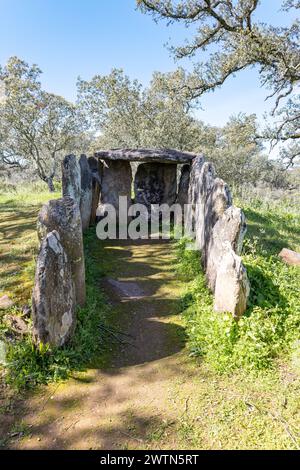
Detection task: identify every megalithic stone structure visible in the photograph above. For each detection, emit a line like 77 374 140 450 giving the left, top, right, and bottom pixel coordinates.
79 154 93 231
88 156 102 226
62 154 81 208
37 197 86 307
32 231 76 347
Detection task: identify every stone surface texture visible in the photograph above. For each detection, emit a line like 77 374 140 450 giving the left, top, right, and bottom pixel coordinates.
99 160 132 217
214 249 250 318
79 154 93 231
206 207 247 291
176 165 191 208
62 154 81 207
37 197 86 307
186 156 249 317
88 157 102 225
134 162 177 212
32 231 76 347
0 295 14 310
278 248 300 266
96 148 197 164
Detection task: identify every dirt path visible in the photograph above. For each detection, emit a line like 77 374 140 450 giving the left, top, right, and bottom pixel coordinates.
3 239 299 450
9 239 196 450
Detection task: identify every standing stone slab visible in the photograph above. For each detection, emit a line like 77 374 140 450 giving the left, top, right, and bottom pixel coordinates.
185 155 205 238
176 164 190 208
37 197 86 307
79 154 93 231
206 206 247 291
214 249 250 318
32 231 76 347
88 157 102 225
99 160 132 218
186 159 216 250
134 162 177 212
202 177 232 267
62 154 81 208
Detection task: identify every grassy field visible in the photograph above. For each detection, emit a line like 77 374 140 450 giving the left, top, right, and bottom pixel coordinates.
0 187 300 449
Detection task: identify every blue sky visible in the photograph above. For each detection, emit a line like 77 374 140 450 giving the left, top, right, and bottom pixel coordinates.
0 0 297 126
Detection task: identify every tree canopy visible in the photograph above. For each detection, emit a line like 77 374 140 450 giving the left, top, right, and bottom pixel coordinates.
137 0 300 166
0 57 87 190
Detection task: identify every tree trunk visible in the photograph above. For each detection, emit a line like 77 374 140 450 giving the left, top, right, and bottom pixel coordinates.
46 177 55 193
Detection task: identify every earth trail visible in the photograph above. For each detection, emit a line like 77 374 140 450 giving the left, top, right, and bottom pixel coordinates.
11 239 196 450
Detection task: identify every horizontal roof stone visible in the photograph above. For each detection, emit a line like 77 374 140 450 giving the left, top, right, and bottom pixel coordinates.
95 148 198 164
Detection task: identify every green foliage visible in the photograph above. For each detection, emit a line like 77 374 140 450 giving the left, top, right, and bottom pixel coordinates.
177 203 300 373
138 1 300 168
0 57 88 191
4 230 111 390
78 68 207 151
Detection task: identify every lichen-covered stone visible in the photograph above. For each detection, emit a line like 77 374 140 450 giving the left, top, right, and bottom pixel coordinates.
37 197 86 307
214 249 250 318
99 160 132 217
202 177 232 267
176 164 190 208
186 155 249 317
62 154 81 207
206 206 247 291
32 231 76 347
134 162 177 212
79 154 93 231
96 148 197 164
88 157 102 225
185 156 205 237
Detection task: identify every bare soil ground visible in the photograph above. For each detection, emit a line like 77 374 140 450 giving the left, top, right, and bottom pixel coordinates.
6 240 192 450
2 237 300 450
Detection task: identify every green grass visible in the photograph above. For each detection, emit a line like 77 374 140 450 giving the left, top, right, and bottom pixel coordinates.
177 202 300 373
0 187 119 390
1 188 300 449
2 228 118 390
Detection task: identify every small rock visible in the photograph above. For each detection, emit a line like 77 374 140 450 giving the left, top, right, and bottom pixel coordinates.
278 248 300 266
4 314 29 336
0 295 14 310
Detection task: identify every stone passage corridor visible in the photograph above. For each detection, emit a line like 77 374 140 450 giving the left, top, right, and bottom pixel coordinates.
11 239 191 450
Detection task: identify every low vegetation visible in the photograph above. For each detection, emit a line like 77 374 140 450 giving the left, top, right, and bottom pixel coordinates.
0 189 115 390
177 197 300 373
0 188 300 449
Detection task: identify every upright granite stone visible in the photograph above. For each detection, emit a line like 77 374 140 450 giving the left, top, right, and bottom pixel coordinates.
32 231 76 347
79 154 93 231
134 162 177 212
62 155 81 208
202 177 232 267
88 156 102 225
206 206 247 291
186 159 214 249
37 197 86 307
185 155 249 317
99 160 132 218
214 249 250 318
176 165 190 208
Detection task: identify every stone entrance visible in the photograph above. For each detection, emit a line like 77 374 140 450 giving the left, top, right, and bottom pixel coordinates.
31 148 251 348
95 148 196 217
